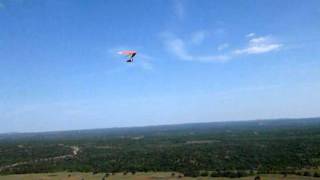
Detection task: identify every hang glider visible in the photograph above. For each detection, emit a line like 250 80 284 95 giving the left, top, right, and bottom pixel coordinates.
118 50 137 63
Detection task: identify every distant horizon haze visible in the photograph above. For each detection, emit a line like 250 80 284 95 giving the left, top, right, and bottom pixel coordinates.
2 116 320 134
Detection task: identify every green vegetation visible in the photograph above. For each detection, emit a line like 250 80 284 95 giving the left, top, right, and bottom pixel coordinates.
1 172 320 180
1 118 320 178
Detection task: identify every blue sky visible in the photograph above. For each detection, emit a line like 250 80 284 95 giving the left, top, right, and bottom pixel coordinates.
0 0 319 133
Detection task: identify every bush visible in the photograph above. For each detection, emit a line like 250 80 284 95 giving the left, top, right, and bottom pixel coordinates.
210 171 219 177
200 171 209 177
303 171 311 176
220 170 239 178
183 170 200 177
236 170 249 177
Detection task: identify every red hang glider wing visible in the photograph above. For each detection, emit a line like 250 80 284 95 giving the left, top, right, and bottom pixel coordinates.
118 50 137 56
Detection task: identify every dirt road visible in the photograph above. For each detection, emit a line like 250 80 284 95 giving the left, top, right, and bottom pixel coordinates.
0 145 79 172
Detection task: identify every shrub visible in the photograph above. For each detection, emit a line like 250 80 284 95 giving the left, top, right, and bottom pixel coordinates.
210 171 219 177
303 171 311 176
200 171 209 176
314 172 320 177
183 170 200 177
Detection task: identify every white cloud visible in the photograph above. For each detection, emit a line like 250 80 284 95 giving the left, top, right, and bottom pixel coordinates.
246 33 255 38
233 36 282 55
197 55 230 62
249 36 268 44
217 43 229 51
166 38 193 60
191 31 207 45
162 31 283 63
163 33 230 62
234 44 282 55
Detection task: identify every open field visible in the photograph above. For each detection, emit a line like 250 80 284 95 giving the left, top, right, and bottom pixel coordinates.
1 172 320 180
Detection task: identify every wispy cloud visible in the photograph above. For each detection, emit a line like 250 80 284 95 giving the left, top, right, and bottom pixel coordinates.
233 36 282 55
217 43 229 51
196 55 230 62
191 31 207 45
162 31 283 63
162 32 230 62
246 33 255 38
166 37 193 60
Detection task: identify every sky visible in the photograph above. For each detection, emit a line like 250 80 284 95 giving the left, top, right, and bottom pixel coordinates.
0 0 320 133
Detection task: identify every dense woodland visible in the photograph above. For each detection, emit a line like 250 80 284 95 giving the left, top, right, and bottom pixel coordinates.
1 118 320 178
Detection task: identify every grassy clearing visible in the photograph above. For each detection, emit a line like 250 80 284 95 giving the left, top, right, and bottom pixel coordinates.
1 172 319 180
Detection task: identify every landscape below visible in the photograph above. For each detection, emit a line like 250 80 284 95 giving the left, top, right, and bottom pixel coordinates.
1 117 320 179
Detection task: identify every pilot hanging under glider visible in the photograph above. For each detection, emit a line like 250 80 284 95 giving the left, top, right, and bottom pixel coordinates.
118 50 137 63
